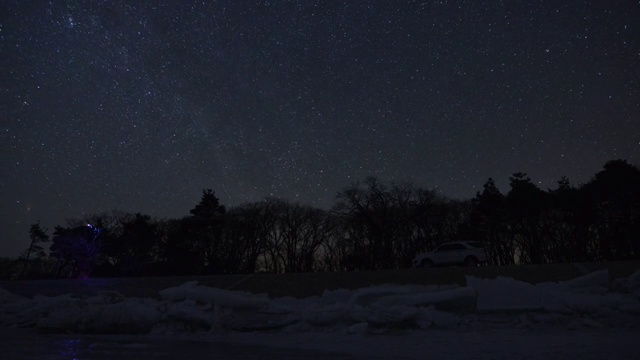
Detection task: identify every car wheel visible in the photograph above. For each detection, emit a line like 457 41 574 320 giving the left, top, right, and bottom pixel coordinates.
421 259 433 269
464 256 478 267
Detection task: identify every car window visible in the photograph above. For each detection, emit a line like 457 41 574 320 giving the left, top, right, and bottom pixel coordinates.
435 244 450 252
437 244 466 251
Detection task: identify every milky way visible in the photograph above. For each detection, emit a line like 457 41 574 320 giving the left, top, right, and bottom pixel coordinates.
2 1 639 256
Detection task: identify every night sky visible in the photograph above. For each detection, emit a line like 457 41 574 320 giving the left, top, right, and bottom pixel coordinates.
2 1 639 257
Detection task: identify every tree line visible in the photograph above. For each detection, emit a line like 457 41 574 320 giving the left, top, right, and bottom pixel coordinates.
7 159 640 279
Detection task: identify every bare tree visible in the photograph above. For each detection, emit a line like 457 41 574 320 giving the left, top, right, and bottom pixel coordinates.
19 222 49 278
334 177 464 270
50 224 103 278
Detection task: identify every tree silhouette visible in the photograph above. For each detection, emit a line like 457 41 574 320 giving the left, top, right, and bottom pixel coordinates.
188 189 227 274
543 176 584 262
334 177 397 270
226 200 281 273
470 178 513 265
19 222 49 278
279 201 328 272
506 172 550 264
408 187 456 264
582 160 640 260
116 213 159 276
50 224 103 278
334 177 461 270
23 158 638 279
159 218 202 275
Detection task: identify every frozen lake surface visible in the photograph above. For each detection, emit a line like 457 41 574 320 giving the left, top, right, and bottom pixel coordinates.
2 327 639 360
0 327 356 360
2 269 639 359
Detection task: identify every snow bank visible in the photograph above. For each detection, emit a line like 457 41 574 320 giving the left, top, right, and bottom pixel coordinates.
1 270 639 335
468 270 640 315
614 269 640 297
468 276 544 312
563 269 609 289
38 297 163 334
159 281 269 309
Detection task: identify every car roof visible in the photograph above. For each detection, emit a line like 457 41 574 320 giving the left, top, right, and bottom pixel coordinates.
437 241 480 246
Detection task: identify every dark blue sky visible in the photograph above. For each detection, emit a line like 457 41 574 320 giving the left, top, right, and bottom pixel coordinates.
2 1 639 256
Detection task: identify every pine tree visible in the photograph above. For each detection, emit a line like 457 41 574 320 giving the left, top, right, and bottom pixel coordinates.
187 189 227 274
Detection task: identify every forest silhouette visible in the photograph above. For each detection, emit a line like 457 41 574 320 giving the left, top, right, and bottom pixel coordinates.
6 159 639 279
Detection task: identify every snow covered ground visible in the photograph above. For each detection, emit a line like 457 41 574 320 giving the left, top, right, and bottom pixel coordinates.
1 269 639 359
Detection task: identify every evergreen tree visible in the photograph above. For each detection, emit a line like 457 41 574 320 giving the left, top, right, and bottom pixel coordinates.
188 189 227 274
506 172 549 264
471 178 513 265
581 160 640 260
117 213 158 276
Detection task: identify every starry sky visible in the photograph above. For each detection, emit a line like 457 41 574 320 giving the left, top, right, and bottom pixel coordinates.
2 1 639 257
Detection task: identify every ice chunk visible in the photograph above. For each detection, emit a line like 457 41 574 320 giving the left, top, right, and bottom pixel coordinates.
467 276 543 312
166 300 212 329
160 282 269 310
16 294 80 326
414 306 460 328
84 291 126 305
562 270 609 289
628 270 640 289
614 270 640 294
347 304 369 323
83 298 162 333
303 303 349 326
228 311 300 331
542 289 640 314
374 286 476 311
158 281 198 302
320 288 352 305
367 304 418 327
38 298 162 334
348 285 429 306
0 289 34 325
541 289 601 313
346 322 368 334
36 304 85 331
414 307 433 329
0 287 27 304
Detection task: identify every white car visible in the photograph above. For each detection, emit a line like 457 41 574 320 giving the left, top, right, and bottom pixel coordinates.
413 241 487 268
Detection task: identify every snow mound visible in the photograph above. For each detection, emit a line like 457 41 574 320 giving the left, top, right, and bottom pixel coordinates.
468 270 640 315
1 269 639 335
614 270 640 298
468 276 543 312
563 269 609 289
159 281 269 309
38 297 163 334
